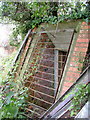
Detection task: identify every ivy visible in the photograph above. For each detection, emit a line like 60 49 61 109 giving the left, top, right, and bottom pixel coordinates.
63 83 89 117
0 62 28 119
70 84 89 117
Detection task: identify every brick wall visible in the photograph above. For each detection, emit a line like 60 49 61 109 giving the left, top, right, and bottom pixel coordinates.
60 22 90 96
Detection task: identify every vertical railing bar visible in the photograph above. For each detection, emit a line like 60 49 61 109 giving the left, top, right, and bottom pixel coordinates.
18 33 35 72
54 49 59 96
40 65 89 119
54 30 75 101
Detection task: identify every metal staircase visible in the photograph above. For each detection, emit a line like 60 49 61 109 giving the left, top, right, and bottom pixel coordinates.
40 65 90 119
12 25 74 119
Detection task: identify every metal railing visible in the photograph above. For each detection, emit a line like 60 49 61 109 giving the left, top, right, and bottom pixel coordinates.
13 29 32 64
11 28 75 119
40 65 90 119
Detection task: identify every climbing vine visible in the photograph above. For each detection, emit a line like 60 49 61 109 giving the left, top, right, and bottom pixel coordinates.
63 83 90 117
70 84 90 117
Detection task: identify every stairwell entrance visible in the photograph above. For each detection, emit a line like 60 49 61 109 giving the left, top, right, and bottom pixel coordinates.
12 22 80 119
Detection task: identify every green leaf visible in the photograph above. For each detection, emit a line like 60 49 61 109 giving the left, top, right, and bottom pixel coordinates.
6 104 18 118
88 84 90 94
0 110 4 119
6 91 14 104
6 91 14 98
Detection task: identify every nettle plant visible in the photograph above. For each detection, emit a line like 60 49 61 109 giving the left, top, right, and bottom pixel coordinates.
0 63 28 119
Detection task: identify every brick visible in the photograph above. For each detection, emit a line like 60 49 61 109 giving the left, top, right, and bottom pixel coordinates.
80 30 89 33
61 86 69 92
77 39 89 43
61 91 65 96
65 76 76 82
79 33 89 36
64 82 73 87
71 56 79 61
82 22 87 25
74 47 88 52
70 59 84 69
70 61 77 67
66 71 73 77
61 87 69 96
66 71 79 76
78 34 88 38
76 43 89 47
70 61 83 69
73 52 86 57
66 71 80 77
74 47 80 51
69 66 80 72
78 36 90 40
81 26 90 29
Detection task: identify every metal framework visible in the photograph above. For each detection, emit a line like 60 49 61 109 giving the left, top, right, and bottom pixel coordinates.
40 65 90 119
12 28 75 119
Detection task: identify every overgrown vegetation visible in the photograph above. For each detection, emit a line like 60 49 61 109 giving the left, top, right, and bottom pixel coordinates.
1 2 89 43
0 1 90 119
0 51 28 119
0 62 28 119
0 52 16 84
70 84 90 117
63 83 90 117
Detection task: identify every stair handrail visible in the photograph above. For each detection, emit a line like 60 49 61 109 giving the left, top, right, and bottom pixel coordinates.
12 29 31 65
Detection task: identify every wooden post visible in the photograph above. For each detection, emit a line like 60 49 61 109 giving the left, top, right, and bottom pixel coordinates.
54 49 58 96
